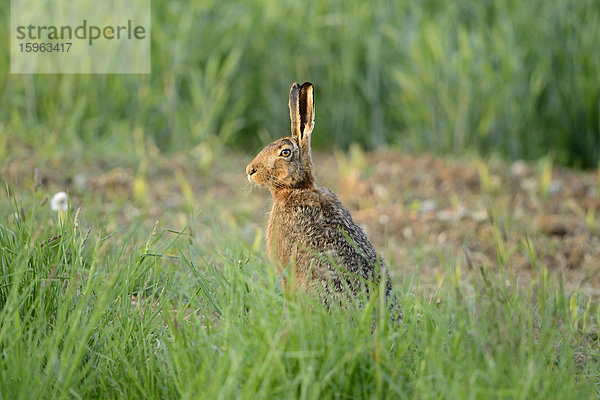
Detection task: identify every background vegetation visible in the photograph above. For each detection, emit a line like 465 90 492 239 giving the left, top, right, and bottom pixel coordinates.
1 0 600 398
1 0 599 167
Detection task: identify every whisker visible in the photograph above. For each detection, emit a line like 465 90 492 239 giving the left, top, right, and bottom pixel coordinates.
243 180 257 194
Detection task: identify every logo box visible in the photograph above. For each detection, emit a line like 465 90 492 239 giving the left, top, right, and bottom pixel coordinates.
11 0 151 73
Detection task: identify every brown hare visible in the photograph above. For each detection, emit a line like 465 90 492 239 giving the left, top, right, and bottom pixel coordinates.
246 82 398 314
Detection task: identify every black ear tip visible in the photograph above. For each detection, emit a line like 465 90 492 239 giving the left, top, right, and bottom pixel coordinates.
301 82 313 90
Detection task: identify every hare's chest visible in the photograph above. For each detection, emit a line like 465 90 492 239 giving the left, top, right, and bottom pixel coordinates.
267 205 300 263
267 202 331 265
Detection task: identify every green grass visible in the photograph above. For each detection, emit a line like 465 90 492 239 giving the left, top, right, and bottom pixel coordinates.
1 186 598 399
1 0 599 167
1 0 600 396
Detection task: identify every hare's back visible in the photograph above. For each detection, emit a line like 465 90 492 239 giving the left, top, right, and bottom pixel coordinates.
286 187 383 275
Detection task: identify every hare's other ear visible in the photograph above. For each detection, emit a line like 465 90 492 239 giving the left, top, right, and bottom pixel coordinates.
289 82 301 139
298 82 315 146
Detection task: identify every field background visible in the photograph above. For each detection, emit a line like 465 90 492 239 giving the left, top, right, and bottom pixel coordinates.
1 0 600 398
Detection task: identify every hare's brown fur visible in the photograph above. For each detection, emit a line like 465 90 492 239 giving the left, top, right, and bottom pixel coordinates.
247 82 396 307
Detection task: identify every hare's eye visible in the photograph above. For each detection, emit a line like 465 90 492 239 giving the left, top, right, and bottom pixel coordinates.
280 149 291 157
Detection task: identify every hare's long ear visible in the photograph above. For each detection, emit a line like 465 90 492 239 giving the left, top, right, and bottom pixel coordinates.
298 82 315 147
289 82 301 139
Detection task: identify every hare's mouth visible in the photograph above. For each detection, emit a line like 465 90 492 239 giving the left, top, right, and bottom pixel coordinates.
247 174 262 185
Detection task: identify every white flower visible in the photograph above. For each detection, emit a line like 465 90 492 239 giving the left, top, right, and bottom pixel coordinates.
50 191 69 212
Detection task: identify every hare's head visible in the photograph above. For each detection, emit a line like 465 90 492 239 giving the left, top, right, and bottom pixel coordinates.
246 82 315 191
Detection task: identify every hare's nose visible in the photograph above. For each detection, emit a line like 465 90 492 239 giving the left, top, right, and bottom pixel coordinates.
246 164 257 176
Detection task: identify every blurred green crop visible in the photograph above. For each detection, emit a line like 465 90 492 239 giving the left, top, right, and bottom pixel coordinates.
1 0 599 167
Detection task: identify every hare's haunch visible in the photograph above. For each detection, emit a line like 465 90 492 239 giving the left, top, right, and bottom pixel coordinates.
247 82 397 311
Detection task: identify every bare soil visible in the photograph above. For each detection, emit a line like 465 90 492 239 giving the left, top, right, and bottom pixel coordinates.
3 148 599 296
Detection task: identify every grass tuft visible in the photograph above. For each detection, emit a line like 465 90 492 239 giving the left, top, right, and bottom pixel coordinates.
0 187 598 398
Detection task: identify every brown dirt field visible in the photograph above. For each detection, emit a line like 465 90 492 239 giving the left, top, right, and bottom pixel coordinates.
3 148 599 296
313 151 600 297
